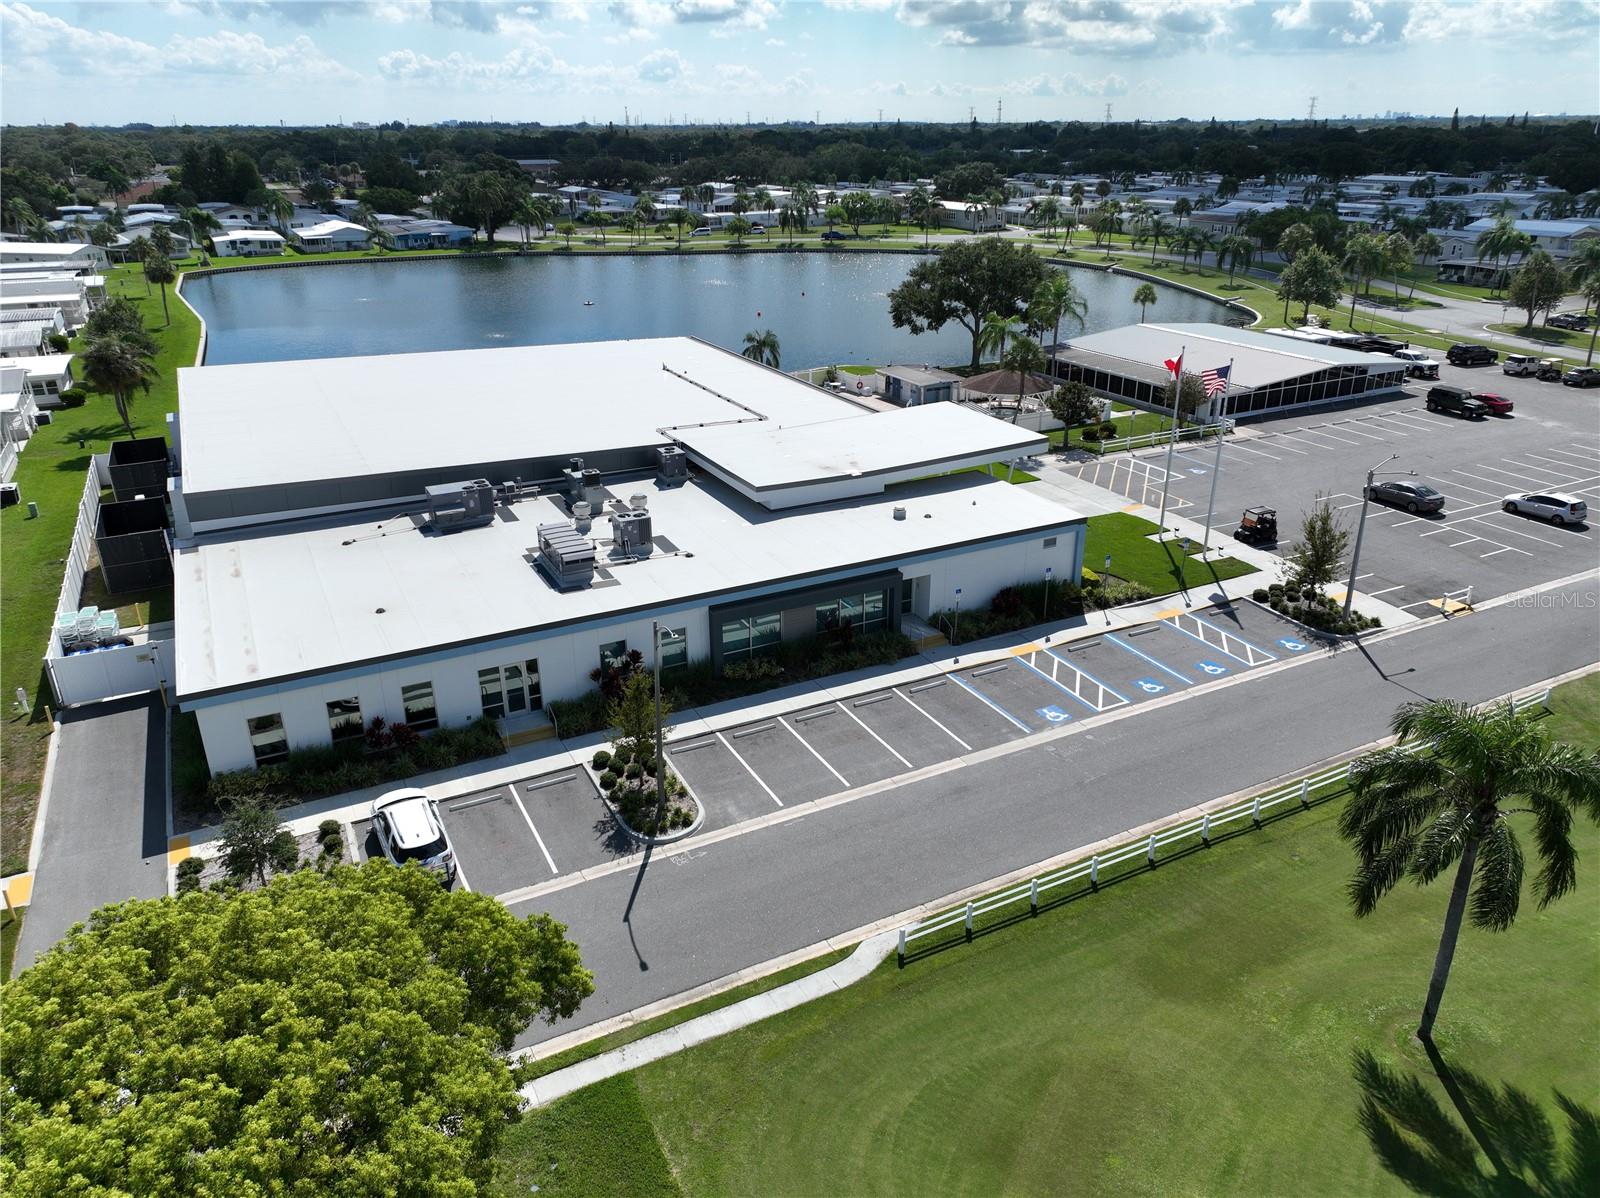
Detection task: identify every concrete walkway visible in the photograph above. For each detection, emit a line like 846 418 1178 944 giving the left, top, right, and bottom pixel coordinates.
517 930 898 1108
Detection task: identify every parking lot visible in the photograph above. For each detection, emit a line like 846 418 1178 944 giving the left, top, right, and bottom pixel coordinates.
1065 373 1598 613
355 768 634 896
668 603 1311 830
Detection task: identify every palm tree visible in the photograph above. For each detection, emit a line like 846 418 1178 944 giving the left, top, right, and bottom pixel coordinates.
80 331 160 435
1068 181 1085 222
1409 232 1442 298
182 206 221 256
741 328 780 368
1218 233 1254 285
977 310 1023 366
1000 335 1046 424
1583 278 1600 364
1170 228 1195 270
1027 273 1087 378
1342 233 1387 326
1339 698 1600 1040
1383 232 1414 306
777 204 805 245
1189 229 1217 272
1144 215 1172 263
1172 196 1192 227
1565 238 1600 311
1030 195 1061 243
143 256 176 325
3 196 38 238
1133 282 1158 322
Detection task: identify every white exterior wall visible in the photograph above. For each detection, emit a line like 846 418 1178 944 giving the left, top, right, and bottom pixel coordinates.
184 528 1080 774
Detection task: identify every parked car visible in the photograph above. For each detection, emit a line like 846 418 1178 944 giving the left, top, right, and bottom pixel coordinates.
1365 480 1446 513
1446 343 1498 366
690 226 711 237
1426 384 1489 419
820 230 849 241
370 788 457 884
1471 391 1515 415
1548 312 1592 330
1563 366 1600 387
1536 358 1566 381
1501 492 1589 525
1501 354 1540 377
1355 335 1405 354
748 223 765 234
1393 348 1440 379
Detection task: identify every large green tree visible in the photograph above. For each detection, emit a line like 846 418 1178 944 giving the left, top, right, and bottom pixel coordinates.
887 237 1049 368
1340 700 1600 1039
0 864 594 1194
1507 250 1569 330
80 331 159 436
1276 245 1343 323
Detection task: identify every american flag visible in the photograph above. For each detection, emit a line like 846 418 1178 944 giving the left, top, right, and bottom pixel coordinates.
1200 364 1231 397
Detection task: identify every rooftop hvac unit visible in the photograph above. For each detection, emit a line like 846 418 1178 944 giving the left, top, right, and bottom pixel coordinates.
562 457 586 502
613 509 653 557
535 521 596 590
656 445 688 484
425 479 496 531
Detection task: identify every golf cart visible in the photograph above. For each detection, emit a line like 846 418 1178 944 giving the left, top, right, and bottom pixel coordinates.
1535 358 1565 382
1233 506 1279 546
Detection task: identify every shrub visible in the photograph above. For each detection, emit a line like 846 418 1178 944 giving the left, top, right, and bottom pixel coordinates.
1268 583 1285 597
990 586 1024 617
320 835 343 861
1252 588 1270 602
317 819 342 841
591 749 612 770
724 657 784 682
364 717 392 752
47 332 70 353
1099 420 1118 437
390 722 421 750
175 856 205 894
610 744 633 767
1079 426 1100 443
624 761 643 780
268 830 300 876
599 770 618 791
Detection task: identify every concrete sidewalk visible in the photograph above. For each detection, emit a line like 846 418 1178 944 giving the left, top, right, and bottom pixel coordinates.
517 930 898 1108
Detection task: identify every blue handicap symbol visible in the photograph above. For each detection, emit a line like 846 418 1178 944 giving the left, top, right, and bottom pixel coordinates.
1036 704 1072 724
1135 677 1167 695
1277 637 1308 653
1196 660 1229 676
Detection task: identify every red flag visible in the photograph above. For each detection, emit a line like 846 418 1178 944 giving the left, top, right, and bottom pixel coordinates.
1163 353 1184 379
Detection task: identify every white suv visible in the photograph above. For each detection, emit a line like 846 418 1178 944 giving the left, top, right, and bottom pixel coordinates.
1501 354 1540 377
370 788 458 884
1502 492 1589 526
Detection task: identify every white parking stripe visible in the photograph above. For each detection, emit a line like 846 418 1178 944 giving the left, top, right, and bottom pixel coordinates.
1329 420 1391 440
834 701 913 771
1498 457 1585 482
715 730 784 807
947 672 1033 732
1482 547 1513 558
893 687 973 752
1223 440 1283 461
511 788 559 874
779 716 850 787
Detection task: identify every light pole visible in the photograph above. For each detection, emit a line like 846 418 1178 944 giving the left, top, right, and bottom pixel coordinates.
1042 566 1053 637
1343 453 1411 618
952 587 962 662
652 621 667 831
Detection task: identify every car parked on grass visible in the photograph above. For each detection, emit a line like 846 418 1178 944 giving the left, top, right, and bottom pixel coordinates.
370 788 457 884
1393 348 1440 379
1563 366 1600 387
1501 492 1589 525
1425 384 1489 419
1471 391 1515 415
1446 343 1498 366
1501 354 1540 377
1365 480 1446 513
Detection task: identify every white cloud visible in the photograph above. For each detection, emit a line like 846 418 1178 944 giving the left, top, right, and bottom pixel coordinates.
635 47 688 82
764 36 786 45
3 2 358 79
608 0 776 34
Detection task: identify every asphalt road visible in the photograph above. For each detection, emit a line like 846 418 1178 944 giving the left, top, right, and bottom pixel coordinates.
14 694 169 971
1067 383 1598 613
512 573 1599 1049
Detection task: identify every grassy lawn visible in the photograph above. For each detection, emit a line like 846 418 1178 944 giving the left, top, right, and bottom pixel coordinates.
1085 512 1256 593
1048 406 1177 451
500 673 1600 1197
0 908 22 982
0 263 196 875
1487 321 1597 353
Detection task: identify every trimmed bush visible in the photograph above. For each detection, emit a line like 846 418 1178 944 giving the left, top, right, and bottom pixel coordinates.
317 819 342 841
610 744 634 767
624 761 643 780
591 749 612 771
47 332 70 353
599 770 619 791
175 856 205 894
1252 588 1270 602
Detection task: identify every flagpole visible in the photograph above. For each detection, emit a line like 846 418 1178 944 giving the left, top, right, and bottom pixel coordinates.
1156 344 1185 533
1201 357 1233 553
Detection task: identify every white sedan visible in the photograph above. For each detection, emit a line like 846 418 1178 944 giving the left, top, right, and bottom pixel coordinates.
1501 492 1589 526
370 788 458 885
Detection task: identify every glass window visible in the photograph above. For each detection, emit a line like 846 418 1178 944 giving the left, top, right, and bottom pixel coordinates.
401 681 438 730
660 629 688 671
599 640 628 672
327 697 363 743
815 600 839 634
751 613 781 652
1043 536 1057 549
523 659 543 710
720 616 753 660
247 713 288 765
503 663 527 714
721 613 779 661
478 666 506 719
864 590 886 630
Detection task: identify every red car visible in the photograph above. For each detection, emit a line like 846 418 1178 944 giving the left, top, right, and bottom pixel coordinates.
1472 391 1515 415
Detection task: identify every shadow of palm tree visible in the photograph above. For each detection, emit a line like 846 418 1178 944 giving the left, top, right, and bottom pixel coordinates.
1353 1048 1598 1197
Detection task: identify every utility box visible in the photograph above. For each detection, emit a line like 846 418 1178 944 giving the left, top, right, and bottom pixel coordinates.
613 509 653 556
656 445 688 484
425 480 496 531
535 522 596 590
95 496 171 593
107 437 170 503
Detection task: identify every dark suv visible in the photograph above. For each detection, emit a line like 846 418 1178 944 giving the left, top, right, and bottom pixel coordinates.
1426 385 1489 419
1446 343 1498 366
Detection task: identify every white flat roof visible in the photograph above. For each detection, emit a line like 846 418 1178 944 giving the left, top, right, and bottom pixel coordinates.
672 403 1042 493
175 472 1083 700
177 338 885 500
22 354 73 376
212 229 284 241
0 242 99 257
1065 322 1404 389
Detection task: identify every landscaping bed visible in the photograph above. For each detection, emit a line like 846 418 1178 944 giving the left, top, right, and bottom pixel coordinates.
931 575 1151 645
1253 584 1382 636
589 744 699 839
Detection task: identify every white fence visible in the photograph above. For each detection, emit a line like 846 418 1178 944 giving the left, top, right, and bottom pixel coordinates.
1090 421 1226 456
896 684 1554 963
44 458 174 709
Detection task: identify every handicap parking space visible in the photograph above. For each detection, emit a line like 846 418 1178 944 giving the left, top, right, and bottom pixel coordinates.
846 689 974 767
895 675 1027 751
954 657 1088 733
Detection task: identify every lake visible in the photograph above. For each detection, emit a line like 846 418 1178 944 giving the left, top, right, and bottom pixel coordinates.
182 251 1238 369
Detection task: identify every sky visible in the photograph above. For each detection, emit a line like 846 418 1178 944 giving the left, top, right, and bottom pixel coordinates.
2 0 1596 128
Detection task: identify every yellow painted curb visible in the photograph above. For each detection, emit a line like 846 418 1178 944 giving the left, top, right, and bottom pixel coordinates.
3 873 34 908
167 836 191 866
1006 643 1039 657
1154 607 1183 620
1121 503 1142 512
